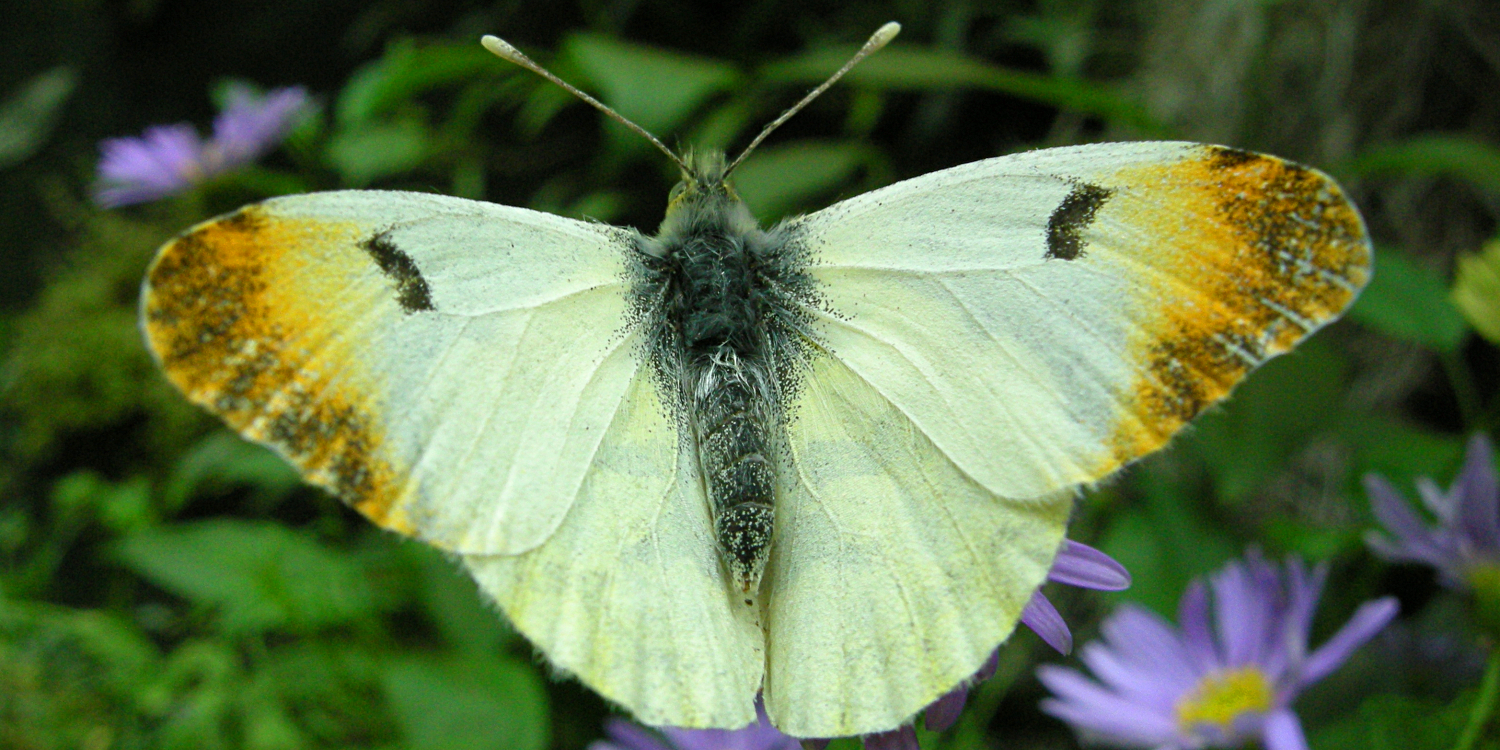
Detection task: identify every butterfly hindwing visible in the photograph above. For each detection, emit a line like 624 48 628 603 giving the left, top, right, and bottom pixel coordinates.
142 190 643 555
788 141 1371 502
765 352 1070 736
465 368 764 729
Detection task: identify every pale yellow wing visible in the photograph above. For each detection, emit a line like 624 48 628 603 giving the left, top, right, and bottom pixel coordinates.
786 142 1371 502
762 353 1070 737
764 142 1369 736
464 368 763 729
141 190 640 555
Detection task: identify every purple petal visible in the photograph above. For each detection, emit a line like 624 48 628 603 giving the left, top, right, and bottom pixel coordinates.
1212 559 1270 667
211 85 309 166
1261 708 1310 750
1099 606 1199 693
1036 667 1179 746
1177 580 1220 673
598 719 675 750
660 700 799 750
1416 477 1454 522
1048 540 1131 591
94 124 204 207
1268 562 1327 681
1077 641 1182 712
1456 434 1500 552
923 685 967 733
1297 597 1399 689
1021 590 1073 654
861 726 918 750
1364 474 1454 563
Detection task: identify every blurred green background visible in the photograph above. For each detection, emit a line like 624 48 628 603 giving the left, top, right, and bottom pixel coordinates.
2 0 1499 748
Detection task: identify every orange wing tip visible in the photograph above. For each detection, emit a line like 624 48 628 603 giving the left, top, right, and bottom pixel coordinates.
1097 145 1372 473
142 203 421 540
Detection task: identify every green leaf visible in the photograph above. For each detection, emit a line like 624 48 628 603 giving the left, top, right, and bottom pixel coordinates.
1186 336 1347 504
1311 692 1477 750
1097 465 1239 617
46 471 155 534
406 544 513 656
383 655 549 750
1454 238 1500 346
116 520 378 633
561 33 740 137
1347 246 1467 352
337 40 502 128
760 45 1165 135
1342 136 1500 196
0 66 76 169
731 139 871 222
1341 416 1465 492
327 118 430 186
161 431 301 514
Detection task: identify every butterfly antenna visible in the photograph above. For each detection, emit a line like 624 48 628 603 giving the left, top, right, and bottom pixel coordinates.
481 34 691 174
723 21 900 178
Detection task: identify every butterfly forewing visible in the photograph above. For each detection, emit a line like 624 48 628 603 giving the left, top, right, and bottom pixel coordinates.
141 190 646 556
788 141 1370 503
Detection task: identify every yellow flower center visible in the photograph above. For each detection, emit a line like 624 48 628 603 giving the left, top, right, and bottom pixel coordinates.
1174 667 1274 733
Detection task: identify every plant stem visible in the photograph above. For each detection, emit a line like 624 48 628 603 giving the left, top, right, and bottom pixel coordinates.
1454 648 1500 750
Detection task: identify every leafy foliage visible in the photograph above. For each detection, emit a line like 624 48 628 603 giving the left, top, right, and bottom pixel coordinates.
2 1 1498 749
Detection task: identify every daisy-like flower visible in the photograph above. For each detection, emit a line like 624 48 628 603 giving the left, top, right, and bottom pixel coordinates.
94 85 308 207
1364 433 1499 589
1036 553 1398 750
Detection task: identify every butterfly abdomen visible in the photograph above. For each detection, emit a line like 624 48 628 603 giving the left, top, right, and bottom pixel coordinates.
632 162 820 596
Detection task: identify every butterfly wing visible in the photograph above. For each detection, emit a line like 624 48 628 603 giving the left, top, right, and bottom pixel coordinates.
763 142 1370 735
144 189 648 554
764 352 1070 736
465 368 764 728
788 141 1369 501
143 189 764 726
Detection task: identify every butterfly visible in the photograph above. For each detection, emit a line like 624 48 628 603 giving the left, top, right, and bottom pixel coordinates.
140 22 1371 738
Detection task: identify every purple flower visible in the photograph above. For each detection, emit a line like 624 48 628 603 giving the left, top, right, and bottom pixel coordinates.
1023 539 1134 655
1365 433 1500 589
1036 553 1398 750
94 85 308 207
875 539 1133 745
591 702 800 750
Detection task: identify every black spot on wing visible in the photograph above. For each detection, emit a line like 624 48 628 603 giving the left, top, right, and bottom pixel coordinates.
1046 182 1113 260
1203 145 1262 170
361 230 434 313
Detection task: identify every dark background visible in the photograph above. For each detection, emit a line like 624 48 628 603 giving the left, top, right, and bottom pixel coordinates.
2 1 1499 749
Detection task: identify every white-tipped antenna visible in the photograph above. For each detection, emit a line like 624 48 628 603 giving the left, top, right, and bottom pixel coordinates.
723 21 900 177
481 34 690 173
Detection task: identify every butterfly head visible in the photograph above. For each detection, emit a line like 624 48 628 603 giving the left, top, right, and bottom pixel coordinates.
658 149 758 239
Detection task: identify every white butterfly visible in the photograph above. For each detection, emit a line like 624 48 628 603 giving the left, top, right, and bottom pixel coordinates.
140 22 1371 738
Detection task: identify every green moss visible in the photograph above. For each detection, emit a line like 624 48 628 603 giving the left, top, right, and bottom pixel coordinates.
0 209 209 481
